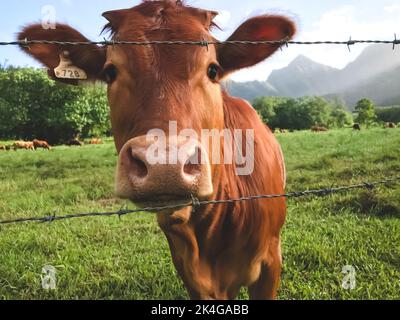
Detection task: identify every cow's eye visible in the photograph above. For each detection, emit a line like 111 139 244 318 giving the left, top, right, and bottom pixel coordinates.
103 64 118 84
207 64 220 81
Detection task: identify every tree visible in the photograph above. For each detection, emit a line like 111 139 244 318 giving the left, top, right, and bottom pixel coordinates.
0 67 110 143
329 106 353 128
271 98 297 129
376 105 400 124
297 96 332 128
251 95 353 130
354 98 377 127
252 97 276 124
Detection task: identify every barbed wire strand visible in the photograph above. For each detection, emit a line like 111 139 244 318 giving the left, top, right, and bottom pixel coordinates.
0 177 398 226
0 38 400 48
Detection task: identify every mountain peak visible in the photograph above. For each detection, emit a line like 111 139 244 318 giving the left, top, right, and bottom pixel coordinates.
290 55 314 66
225 44 400 107
288 55 338 71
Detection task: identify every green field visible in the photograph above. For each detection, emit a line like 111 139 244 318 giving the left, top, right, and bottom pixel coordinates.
0 129 399 300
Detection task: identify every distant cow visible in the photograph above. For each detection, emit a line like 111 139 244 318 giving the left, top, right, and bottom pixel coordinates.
13 141 35 151
279 128 287 134
33 139 51 150
67 139 84 146
89 138 103 145
353 123 361 131
0 145 7 151
385 122 397 129
311 126 328 132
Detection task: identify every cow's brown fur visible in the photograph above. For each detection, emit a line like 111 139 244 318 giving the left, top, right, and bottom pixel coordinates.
33 139 52 150
67 139 84 146
13 141 35 151
311 126 328 132
89 138 103 145
18 0 295 300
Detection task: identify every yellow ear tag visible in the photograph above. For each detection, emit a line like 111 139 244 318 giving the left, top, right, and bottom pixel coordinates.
54 51 88 80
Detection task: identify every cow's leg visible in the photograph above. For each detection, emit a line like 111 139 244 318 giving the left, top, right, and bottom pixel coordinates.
248 237 282 300
159 209 248 300
163 232 202 299
164 231 223 299
158 210 214 299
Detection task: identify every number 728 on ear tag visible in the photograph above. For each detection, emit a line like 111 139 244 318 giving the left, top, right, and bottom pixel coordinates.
54 52 88 80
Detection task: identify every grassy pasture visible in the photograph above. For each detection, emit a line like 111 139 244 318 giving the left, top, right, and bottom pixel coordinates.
0 129 399 300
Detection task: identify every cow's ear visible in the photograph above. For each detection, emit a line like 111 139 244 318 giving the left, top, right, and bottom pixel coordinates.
18 24 106 85
217 15 296 77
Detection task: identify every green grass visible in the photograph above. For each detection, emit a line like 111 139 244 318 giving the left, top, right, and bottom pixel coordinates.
0 128 399 300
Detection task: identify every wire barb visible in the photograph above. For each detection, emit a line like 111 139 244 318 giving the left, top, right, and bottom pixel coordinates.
41 214 56 223
191 195 201 213
347 36 355 52
282 36 290 50
393 33 399 50
22 37 30 51
363 182 375 190
200 37 209 51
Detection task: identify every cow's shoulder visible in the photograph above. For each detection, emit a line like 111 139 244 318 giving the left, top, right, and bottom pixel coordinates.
222 91 266 131
221 91 285 190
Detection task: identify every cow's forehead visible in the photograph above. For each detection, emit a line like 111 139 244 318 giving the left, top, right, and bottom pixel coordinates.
106 39 216 84
103 2 219 80
103 1 218 41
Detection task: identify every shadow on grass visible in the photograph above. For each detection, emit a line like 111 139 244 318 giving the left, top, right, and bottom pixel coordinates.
333 191 400 218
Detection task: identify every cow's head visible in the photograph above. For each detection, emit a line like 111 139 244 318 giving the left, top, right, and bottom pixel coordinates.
18 0 295 207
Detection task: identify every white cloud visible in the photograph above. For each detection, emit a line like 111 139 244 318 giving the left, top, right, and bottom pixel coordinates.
384 4 400 13
214 10 231 29
298 5 400 67
231 4 400 82
295 5 364 69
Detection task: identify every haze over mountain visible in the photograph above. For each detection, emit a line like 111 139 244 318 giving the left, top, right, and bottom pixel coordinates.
224 44 400 110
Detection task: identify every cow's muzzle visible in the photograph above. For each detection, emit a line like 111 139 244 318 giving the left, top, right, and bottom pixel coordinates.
115 135 213 207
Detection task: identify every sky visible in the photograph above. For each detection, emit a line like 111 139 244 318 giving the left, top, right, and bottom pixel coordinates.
1 0 400 82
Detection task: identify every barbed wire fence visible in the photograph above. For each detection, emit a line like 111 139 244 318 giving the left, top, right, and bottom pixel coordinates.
0 177 399 226
0 36 399 51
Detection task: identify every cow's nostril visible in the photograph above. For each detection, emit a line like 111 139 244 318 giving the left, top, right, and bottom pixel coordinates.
184 162 202 176
183 147 202 176
128 149 148 178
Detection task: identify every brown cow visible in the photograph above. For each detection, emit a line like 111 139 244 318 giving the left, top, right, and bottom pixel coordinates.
66 139 84 146
385 122 397 129
89 138 103 145
13 141 35 151
18 1 295 300
0 145 6 151
311 126 328 132
33 139 52 150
